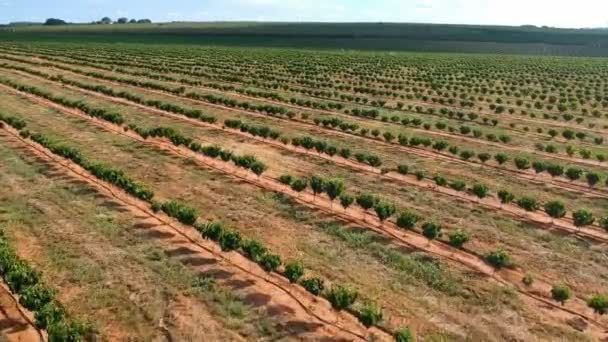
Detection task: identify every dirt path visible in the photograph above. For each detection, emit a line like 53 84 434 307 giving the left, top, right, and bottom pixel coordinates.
0 126 391 341
7 52 606 171
0 281 44 342
2 94 606 339
2 81 608 245
8 65 607 201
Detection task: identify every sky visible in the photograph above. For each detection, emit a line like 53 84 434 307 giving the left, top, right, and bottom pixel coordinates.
1 0 607 28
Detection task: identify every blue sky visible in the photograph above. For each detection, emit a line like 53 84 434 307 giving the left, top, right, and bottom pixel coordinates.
2 0 607 28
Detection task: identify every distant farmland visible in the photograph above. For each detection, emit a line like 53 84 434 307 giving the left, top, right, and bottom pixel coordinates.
0 23 607 341
2 22 608 55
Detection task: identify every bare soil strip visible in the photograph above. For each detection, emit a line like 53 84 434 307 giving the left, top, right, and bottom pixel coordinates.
2 90 606 338
2 82 607 244
0 127 388 342
0 281 44 342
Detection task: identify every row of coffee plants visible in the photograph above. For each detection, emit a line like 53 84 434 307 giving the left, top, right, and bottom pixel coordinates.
2 61 603 189
0 114 411 339
0 231 94 340
1 74 606 236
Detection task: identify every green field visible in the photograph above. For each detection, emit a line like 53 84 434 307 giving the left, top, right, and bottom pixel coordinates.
2 22 608 55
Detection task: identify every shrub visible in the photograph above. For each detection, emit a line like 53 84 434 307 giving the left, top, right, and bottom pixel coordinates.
396 211 420 230
471 184 489 199
498 190 515 205
551 284 572 305
586 172 601 187
422 222 442 241
494 153 509 165
278 174 293 186
339 194 354 211
573 210 595 228
374 201 396 223
310 176 325 198
324 179 345 203
250 161 267 176
356 193 377 212
397 164 409 175
241 239 267 262
565 167 583 181
19 284 55 312
546 164 564 177
460 150 475 160
161 201 197 225
357 302 383 327
449 180 466 191
218 229 241 251
522 274 534 286
200 222 224 241
35 302 66 329
300 277 324 296
284 261 304 283
514 157 530 170
448 230 470 249
517 196 539 212
532 161 546 174
326 285 358 310
259 253 282 272
394 328 416 342
433 174 447 187
588 295 608 315
477 153 491 163
485 249 513 269
600 216 608 232
544 201 566 219
290 179 308 194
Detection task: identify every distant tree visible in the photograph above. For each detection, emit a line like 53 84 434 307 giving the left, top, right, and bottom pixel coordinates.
44 18 67 26
137 19 152 24
116 17 128 24
100 17 112 24
129 19 137 23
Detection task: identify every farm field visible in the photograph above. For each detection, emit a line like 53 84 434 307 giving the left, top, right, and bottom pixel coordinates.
0 39 607 341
